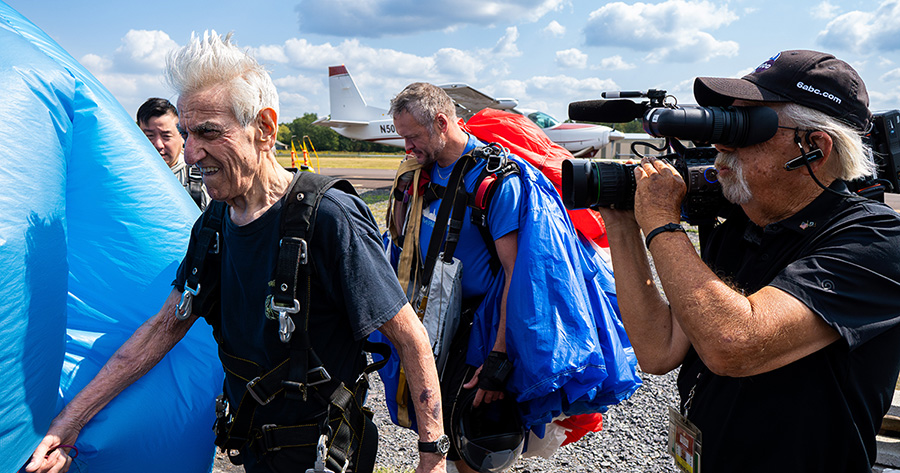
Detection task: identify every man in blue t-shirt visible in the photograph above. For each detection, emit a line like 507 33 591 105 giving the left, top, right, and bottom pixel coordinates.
389 83 525 473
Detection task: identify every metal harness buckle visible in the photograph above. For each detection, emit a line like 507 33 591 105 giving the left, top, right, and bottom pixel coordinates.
176 282 200 321
246 376 278 405
270 298 300 343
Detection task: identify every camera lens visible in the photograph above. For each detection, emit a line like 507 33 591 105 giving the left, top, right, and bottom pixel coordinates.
562 159 637 210
643 105 778 147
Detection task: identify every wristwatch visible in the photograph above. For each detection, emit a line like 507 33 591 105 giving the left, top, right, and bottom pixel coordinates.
418 434 450 456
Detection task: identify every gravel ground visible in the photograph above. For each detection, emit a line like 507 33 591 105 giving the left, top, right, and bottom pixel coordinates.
212 190 686 473
213 368 680 473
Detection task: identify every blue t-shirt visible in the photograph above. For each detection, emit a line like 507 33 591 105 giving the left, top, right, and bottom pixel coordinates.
419 136 524 299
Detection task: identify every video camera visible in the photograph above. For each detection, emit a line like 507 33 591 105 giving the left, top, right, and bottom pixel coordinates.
561 89 779 225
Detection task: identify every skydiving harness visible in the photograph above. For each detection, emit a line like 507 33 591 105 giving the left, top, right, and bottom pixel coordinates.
176 171 391 471
388 143 519 426
415 143 519 274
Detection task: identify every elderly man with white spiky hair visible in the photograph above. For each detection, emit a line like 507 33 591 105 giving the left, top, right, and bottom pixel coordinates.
27 31 447 473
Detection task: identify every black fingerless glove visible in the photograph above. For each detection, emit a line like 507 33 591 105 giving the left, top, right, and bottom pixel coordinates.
477 351 513 391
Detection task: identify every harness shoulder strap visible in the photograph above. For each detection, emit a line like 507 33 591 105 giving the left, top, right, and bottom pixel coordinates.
468 147 519 274
421 154 475 286
176 200 226 324
186 166 206 209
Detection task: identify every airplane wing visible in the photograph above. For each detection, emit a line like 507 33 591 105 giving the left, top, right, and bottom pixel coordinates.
312 116 369 128
439 84 518 120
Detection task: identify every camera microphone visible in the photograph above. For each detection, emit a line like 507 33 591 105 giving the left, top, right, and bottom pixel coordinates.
601 91 644 99
568 99 648 123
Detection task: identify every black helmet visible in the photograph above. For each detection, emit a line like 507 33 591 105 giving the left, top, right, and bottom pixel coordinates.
451 389 525 473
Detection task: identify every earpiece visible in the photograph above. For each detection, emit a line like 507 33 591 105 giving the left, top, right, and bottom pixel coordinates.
784 148 824 171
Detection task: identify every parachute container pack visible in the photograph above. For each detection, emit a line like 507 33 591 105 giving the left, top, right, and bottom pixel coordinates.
0 2 222 472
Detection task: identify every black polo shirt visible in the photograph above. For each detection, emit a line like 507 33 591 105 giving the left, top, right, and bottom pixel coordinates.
678 181 900 472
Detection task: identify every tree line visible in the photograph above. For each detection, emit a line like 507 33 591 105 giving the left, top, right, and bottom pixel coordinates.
277 113 400 153
276 112 646 153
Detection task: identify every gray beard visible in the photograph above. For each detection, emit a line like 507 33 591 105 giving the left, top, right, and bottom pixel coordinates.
716 152 753 205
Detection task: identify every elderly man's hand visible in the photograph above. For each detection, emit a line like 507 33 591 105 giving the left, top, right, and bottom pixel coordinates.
24 411 85 473
634 156 686 231
24 435 74 473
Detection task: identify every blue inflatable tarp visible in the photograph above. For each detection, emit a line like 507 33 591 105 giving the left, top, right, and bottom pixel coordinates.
0 2 222 472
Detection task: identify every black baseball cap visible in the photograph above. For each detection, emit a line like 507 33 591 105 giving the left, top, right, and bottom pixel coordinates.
694 50 872 131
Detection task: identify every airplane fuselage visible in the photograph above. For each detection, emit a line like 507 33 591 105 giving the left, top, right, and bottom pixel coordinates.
334 119 405 148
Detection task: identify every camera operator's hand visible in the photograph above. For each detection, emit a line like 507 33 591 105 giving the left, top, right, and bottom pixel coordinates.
633 157 685 231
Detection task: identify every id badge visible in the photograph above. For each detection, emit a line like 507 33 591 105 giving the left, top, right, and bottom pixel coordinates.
668 406 701 473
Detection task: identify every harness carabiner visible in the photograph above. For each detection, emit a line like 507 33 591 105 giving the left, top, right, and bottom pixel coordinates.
305 434 337 473
176 283 200 321
270 298 300 343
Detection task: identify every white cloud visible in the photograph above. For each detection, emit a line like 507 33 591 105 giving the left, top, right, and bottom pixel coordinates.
248 27 528 119
583 0 739 63
277 91 314 113
113 30 178 73
81 54 112 74
811 1 841 20
817 1 900 54
253 45 290 64
881 68 900 83
273 74 323 93
295 0 566 38
869 88 900 113
597 55 636 71
72 30 179 117
492 27 521 58
543 20 566 37
434 48 485 83
556 48 588 69
527 74 618 97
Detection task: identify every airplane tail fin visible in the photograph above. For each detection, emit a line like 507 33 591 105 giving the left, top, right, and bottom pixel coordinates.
328 65 381 122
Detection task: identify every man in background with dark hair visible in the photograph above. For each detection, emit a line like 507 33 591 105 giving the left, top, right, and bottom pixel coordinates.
137 97 209 210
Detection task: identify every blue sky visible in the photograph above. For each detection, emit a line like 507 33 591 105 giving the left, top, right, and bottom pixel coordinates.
6 0 899 125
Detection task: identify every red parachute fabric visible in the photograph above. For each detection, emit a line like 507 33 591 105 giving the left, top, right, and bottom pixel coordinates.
460 108 608 247
555 413 604 446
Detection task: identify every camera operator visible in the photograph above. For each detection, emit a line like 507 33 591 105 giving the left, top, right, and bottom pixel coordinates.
599 50 900 472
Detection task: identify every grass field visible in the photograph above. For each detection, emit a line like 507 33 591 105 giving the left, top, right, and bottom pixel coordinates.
275 151 405 170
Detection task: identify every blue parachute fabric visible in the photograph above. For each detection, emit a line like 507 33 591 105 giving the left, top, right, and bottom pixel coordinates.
368 328 421 430
370 235 422 430
0 2 222 472
372 155 640 434
466 155 641 431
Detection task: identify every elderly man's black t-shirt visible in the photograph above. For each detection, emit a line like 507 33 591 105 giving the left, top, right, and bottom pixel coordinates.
174 187 406 425
680 181 900 472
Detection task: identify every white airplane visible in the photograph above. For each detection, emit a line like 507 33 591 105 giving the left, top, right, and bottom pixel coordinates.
314 65 623 156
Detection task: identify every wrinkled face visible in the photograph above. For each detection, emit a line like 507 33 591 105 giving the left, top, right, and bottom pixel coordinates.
140 112 184 167
714 101 799 206
393 110 446 167
177 87 261 202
